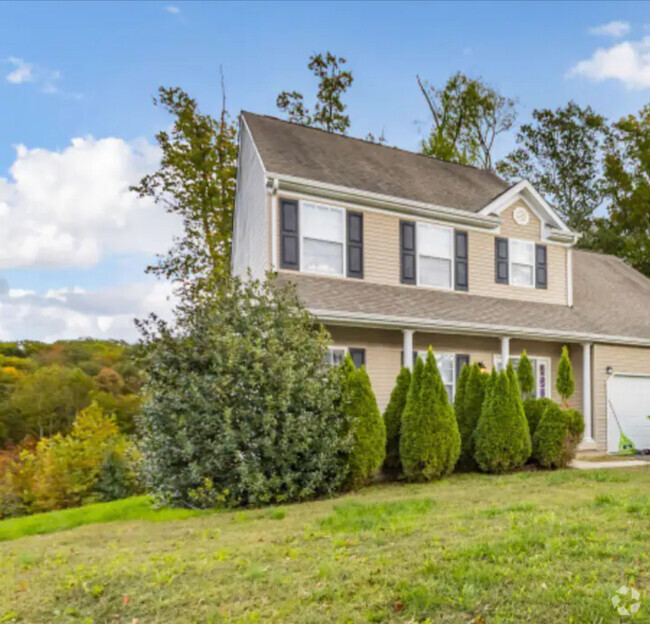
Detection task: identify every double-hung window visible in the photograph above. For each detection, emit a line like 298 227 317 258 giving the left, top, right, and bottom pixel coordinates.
509 239 535 287
301 202 345 276
417 223 453 289
494 355 550 398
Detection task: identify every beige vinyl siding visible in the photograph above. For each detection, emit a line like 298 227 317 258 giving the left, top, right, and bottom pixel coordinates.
277 197 569 306
592 344 650 451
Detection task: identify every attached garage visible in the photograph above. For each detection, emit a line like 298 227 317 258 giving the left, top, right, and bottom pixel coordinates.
607 374 650 453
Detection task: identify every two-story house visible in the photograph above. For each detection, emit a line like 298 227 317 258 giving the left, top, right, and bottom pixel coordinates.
232 112 650 454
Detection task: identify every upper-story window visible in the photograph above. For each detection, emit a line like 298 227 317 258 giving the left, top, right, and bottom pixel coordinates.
301 202 345 276
510 239 535 287
417 223 454 289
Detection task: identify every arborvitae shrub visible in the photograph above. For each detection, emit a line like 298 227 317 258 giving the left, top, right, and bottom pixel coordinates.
556 345 575 406
523 397 555 438
400 349 460 481
533 404 585 469
473 370 531 474
507 362 532 460
456 363 485 471
517 350 535 398
383 367 411 471
483 367 497 412
453 363 470 448
343 359 386 490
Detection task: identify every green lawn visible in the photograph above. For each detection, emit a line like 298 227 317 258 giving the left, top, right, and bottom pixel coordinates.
1 468 650 623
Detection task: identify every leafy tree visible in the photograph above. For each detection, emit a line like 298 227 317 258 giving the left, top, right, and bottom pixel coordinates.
457 364 486 471
277 52 354 134
400 349 460 481
137 275 351 508
418 72 516 169
474 370 531 473
342 358 386 490
517 350 535 398
556 346 575 406
131 85 238 300
383 366 411 471
497 102 608 231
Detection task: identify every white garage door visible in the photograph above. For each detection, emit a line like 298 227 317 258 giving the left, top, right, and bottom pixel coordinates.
607 374 650 453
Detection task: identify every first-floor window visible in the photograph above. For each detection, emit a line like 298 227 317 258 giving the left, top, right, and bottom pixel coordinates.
417 223 453 289
494 355 550 398
326 346 346 366
301 202 345 276
415 351 456 401
509 239 535 287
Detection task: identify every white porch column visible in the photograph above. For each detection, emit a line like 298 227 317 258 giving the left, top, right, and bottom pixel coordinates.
582 343 594 442
403 329 414 371
500 337 510 370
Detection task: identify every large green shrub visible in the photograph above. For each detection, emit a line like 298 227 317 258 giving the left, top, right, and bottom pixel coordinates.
517 350 535 398
474 370 531 474
383 366 411 471
137 275 351 508
533 404 584 469
556 345 575 406
523 397 555 438
400 349 460 481
342 357 386 489
456 363 485 471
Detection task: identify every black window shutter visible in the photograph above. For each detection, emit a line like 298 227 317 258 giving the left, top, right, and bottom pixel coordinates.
400 220 416 285
495 237 509 284
535 244 547 289
349 348 366 370
280 199 299 270
455 354 470 380
454 230 468 291
347 211 364 279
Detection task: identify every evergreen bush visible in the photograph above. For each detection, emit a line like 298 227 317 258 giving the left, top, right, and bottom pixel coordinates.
400 349 460 481
456 363 485 471
343 358 386 490
556 346 575 406
474 370 531 473
517 350 535 398
533 405 585 469
383 366 411 471
523 397 555 438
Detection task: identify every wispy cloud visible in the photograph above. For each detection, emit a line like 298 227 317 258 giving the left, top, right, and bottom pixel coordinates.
568 36 650 90
588 21 630 38
6 57 34 84
165 5 180 14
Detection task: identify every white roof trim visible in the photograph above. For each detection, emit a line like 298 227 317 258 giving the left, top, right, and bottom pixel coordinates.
478 180 571 234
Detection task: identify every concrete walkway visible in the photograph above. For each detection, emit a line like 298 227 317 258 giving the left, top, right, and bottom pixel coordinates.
571 458 649 470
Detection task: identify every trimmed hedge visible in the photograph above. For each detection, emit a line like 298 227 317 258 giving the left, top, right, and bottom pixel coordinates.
383 367 411 471
523 397 555 439
456 363 486 471
474 369 531 474
533 404 584 469
400 349 460 481
342 357 386 490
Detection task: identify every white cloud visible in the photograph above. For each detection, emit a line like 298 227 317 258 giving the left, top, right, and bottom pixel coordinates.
0 280 175 342
0 136 181 269
166 6 180 13
6 57 34 84
568 36 650 89
589 21 630 38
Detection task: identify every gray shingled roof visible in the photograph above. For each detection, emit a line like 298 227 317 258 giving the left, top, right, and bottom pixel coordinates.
243 112 510 213
276 251 650 343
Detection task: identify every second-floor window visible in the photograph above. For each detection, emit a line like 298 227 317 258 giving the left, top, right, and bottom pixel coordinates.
301 202 345 276
417 223 454 289
510 239 535 287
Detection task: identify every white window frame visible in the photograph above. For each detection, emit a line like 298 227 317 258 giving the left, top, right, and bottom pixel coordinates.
326 346 348 366
508 238 535 288
415 350 457 401
299 200 346 277
493 354 552 399
416 222 454 291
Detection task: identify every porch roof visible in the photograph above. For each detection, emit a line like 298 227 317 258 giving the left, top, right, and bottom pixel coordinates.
276 250 650 346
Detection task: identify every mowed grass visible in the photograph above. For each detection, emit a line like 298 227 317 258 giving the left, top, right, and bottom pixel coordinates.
1 468 650 623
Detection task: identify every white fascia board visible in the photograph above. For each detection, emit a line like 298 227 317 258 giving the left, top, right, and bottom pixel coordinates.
268 172 501 230
311 308 650 348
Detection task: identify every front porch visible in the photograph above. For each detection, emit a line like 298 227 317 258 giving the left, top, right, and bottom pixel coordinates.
327 325 599 450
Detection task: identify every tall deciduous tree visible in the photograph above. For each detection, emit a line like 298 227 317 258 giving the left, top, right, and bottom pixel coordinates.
131 84 238 299
418 72 516 170
277 52 354 134
497 102 608 231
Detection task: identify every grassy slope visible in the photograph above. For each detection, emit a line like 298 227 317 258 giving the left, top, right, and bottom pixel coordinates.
1 468 650 623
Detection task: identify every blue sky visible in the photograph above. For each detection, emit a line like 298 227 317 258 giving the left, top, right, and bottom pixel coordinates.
1 1 649 340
